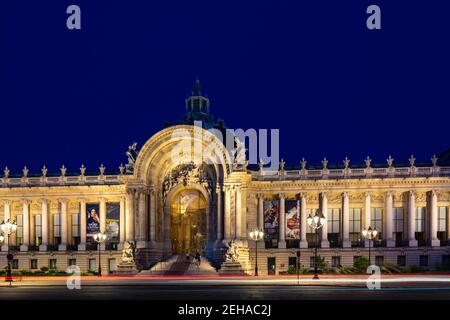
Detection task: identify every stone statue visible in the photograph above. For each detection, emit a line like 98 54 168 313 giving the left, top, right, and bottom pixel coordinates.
60 165 67 177
119 163 125 175
225 240 240 263
343 157 350 169
80 164 86 176
365 156 372 168
232 137 247 170
99 164 106 176
3 167 9 179
23 166 29 178
125 142 138 173
121 241 136 264
41 165 48 177
387 155 394 167
321 157 328 169
300 158 307 170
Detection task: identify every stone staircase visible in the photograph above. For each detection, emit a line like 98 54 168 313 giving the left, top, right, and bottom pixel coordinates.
139 255 219 276
165 255 192 275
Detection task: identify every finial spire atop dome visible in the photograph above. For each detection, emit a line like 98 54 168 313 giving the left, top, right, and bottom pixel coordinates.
193 77 202 96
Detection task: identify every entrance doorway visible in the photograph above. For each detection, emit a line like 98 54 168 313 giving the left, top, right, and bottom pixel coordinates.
170 189 207 255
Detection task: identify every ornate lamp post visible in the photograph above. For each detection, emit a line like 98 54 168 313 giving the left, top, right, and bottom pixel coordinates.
0 219 17 285
362 227 378 266
307 212 326 280
249 228 264 276
93 231 107 276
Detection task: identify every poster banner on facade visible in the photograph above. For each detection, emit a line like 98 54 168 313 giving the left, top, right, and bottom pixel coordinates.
285 200 300 240
263 200 279 242
106 203 120 242
86 203 100 242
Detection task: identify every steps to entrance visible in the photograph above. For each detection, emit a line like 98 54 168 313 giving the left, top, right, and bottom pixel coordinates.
166 255 192 275
186 258 219 275
139 255 219 276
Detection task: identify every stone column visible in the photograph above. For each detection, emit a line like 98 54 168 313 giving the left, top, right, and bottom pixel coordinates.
149 190 156 243
125 190 135 242
258 193 264 230
224 186 231 241
40 199 49 251
408 191 418 247
300 193 308 248
279 193 286 248
430 190 440 246
137 191 147 247
119 197 126 248
59 199 68 251
321 192 329 248
99 198 106 232
385 191 395 247
1 201 10 251
20 200 30 251
364 192 371 247
99 198 107 250
216 187 222 241
78 198 86 251
342 192 351 248
235 187 242 239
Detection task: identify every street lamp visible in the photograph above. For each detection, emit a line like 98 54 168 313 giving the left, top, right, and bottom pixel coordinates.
307 211 326 280
249 228 264 276
93 231 107 276
362 226 378 266
0 219 17 285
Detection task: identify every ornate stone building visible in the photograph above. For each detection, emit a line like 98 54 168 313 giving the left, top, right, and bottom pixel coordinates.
1 81 450 275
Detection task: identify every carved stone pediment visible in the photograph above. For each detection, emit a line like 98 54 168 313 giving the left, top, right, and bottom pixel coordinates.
162 162 215 201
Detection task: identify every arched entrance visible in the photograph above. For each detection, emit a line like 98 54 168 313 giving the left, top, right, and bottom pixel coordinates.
170 189 207 254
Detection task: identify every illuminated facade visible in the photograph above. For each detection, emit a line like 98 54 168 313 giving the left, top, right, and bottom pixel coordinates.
1 82 450 275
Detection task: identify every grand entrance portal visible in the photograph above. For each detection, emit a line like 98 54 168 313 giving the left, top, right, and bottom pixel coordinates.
170 189 207 254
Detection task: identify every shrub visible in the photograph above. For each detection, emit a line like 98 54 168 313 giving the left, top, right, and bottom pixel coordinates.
353 256 369 273
40 266 49 273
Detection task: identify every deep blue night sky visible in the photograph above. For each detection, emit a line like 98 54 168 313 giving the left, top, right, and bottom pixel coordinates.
1 0 449 174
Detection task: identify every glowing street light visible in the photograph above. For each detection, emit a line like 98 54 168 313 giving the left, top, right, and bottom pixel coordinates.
307 211 326 280
249 228 264 276
362 226 378 266
0 219 17 285
93 231 107 276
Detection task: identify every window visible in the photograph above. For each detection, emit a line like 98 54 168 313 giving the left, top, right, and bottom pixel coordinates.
419 255 428 267
327 208 341 247
72 213 80 245
34 215 42 246
438 207 448 241
416 207 426 245
371 208 383 239
416 207 426 232
349 208 361 243
397 256 406 267
442 255 450 268
89 259 97 272
375 256 384 266
16 214 23 245
288 257 297 269
12 259 19 269
109 258 117 272
53 214 61 244
331 256 341 268
30 259 38 270
68 259 76 267
49 259 57 269
393 208 404 244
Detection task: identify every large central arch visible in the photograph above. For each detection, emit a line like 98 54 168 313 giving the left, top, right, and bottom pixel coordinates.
133 125 231 258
